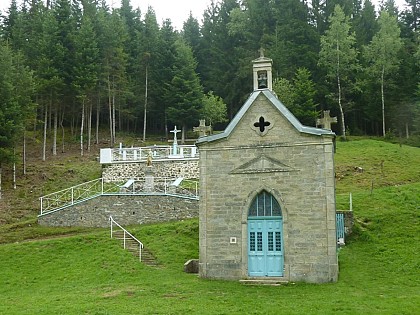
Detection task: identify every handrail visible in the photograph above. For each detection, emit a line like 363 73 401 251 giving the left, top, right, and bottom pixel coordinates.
110 216 144 261
100 145 199 164
39 177 200 216
39 178 105 215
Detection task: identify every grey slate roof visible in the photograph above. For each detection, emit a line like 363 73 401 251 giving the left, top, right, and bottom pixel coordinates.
196 89 335 144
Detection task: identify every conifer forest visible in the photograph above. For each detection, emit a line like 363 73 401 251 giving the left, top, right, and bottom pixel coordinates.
0 0 419 164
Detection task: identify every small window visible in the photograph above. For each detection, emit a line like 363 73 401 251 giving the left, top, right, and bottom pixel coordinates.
249 190 282 217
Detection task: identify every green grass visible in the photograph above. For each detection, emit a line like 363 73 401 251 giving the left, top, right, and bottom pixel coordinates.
334 139 420 193
0 139 419 314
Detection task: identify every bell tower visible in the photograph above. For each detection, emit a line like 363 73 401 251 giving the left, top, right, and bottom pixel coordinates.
252 48 273 91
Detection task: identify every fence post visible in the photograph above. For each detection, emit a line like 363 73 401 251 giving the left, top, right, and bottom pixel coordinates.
139 244 142 261
350 193 353 212
71 187 74 205
40 197 43 215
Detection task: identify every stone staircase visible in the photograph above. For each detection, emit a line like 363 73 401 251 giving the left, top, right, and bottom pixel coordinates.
112 230 159 266
110 217 159 267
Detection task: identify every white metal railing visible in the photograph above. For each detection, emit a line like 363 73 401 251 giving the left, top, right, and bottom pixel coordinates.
100 145 199 164
39 177 199 216
40 178 104 215
117 177 199 199
110 216 144 261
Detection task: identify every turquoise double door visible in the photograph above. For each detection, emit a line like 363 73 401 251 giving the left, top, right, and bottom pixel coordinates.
248 218 283 277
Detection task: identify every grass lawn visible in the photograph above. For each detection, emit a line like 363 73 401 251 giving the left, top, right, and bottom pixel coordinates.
0 139 419 314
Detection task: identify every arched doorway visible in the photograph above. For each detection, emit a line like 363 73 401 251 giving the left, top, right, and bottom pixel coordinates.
248 190 283 277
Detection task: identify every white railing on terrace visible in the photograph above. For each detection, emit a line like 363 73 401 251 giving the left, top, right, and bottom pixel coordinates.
110 216 144 261
100 145 198 164
39 177 199 216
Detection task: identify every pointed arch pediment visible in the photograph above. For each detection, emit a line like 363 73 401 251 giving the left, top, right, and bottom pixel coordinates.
231 154 297 174
196 90 335 146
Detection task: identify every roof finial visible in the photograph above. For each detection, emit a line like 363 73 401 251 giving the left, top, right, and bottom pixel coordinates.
258 47 265 58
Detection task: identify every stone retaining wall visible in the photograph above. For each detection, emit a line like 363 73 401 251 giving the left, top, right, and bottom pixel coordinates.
38 195 199 227
102 160 199 181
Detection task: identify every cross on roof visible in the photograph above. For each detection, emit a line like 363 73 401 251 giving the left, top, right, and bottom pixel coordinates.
258 47 265 58
193 119 211 137
316 110 337 130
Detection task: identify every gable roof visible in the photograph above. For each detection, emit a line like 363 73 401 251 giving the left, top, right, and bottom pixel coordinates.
196 90 335 145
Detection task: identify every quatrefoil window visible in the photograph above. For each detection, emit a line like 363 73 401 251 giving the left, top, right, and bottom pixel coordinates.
254 116 271 132
252 115 273 136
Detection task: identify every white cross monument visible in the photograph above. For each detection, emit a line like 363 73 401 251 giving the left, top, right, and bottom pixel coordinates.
170 126 180 156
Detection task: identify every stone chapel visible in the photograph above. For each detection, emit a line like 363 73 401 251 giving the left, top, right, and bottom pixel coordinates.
196 52 338 283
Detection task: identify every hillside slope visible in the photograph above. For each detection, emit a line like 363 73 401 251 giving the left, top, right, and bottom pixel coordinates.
0 138 419 314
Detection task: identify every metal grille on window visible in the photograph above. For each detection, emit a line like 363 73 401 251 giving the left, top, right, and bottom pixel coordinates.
268 232 274 251
257 232 263 251
275 232 281 251
250 232 255 251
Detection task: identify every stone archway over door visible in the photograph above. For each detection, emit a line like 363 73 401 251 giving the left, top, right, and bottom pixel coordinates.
248 191 283 277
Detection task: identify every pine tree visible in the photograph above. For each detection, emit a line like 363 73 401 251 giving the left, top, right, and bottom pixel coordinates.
353 0 378 48
182 12 201 56
166 38 204 143
0 43 34 198
72 14 99 155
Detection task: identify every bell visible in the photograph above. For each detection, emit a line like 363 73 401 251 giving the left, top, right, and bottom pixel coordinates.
257 71 268 89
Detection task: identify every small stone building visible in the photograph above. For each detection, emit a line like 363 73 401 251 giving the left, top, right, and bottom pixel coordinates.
196 53 338 283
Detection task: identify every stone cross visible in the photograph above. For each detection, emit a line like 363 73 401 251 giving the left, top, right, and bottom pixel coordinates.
259 47 265 58
316 110 337 130
193 119 211 137
170 126 180 155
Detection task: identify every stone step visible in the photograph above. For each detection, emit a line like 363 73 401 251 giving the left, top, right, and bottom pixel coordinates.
140 248 159 266
239 278 289 286
111 227 159 266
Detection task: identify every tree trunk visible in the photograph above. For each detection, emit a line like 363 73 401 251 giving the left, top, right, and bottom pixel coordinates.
112 91 116 145
336 42 346 139
60 110 65 153
381 66 386 137
87 102 92 152
53 106 58 156
43 105 47 161
0 164 2 200
143 64 148 142
80 98 85 156
13 162 16 190
23 132 26 175
96 90 100 145
13 147 16 189
181 124 186 144
108 75 114 147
